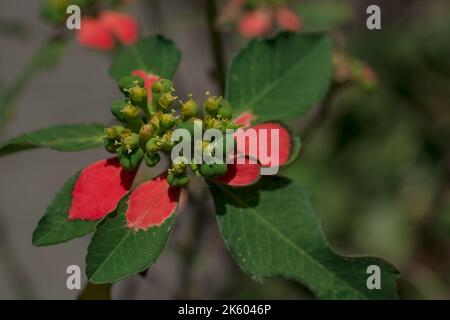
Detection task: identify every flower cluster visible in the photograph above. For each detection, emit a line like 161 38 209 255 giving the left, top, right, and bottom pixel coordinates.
56 68 294 231
218 0 301 38
103 73 251 188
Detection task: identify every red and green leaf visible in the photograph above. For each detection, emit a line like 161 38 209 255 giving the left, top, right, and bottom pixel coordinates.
32 158 136 246
32 172 97 246
86 176 180 283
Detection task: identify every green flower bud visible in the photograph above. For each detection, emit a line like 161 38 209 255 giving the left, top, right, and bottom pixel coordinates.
121 102 141 123
111 99 128 122
151 79 173 94
167 172 190 187
169 161 187 175
119 147 144 171
129 85 147 108
199 163 228 178
181 98 199 119
160 113 175 130
204 116 222 130
218 98 232 119
118 76 144 95
139 124 154 143
105 125 125 140
158 92 176 111
103 125 125 153
204 95 220 116
222 119 240 131
150 113 160 130
146 137 161 154
160 130 174 152
144 152 160 167
122 132 140 153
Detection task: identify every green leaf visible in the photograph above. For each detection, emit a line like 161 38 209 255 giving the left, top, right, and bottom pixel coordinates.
0 39 68 129
109 35 181 81
210 177 399 299
226 33 332 123
32 173 97 246
0 123 105 156
86 194 177 283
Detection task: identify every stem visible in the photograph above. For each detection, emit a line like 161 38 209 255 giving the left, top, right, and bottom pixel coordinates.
176 187 210 299
205 0 226 94
78 283 112 300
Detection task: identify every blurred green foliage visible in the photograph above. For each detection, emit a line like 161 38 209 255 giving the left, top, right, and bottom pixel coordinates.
282 1 450 299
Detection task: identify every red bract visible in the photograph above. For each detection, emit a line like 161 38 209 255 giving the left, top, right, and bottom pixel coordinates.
76 11 139 50
77 17 115 50
217 115 293 187
100 11 139 45
217 157 260 187
276 6 301 32
131 70 159 101
238 9 272 38
69 158 137 221
236 122 292 167
126 176 180 231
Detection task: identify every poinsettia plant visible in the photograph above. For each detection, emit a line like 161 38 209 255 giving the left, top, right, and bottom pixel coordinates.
0 32 399 299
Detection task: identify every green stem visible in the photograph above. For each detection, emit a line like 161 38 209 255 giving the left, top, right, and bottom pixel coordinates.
205 0 226 94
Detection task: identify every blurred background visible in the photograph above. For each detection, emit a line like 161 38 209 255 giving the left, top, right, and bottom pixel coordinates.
0 0 449 299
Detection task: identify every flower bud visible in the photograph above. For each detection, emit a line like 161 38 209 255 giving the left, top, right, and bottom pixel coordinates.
167 172 189 187
205 117 222 130
105 125 125 140
158 92 176 111
170 161 187 175
151 79 173 94
139 124 154 143
122 132 140 153
218 106 232 120
160 130 174 152
129 85 147 108
118 76 144 95
111 99 128 122
204 96 220 116
199 163 228 178
144 152 160 167
121 102 141 123
181 98 199 119
160 113 175 130
104 140 119 153
119 147 144 171
146 137 161 154
150 113 160 130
